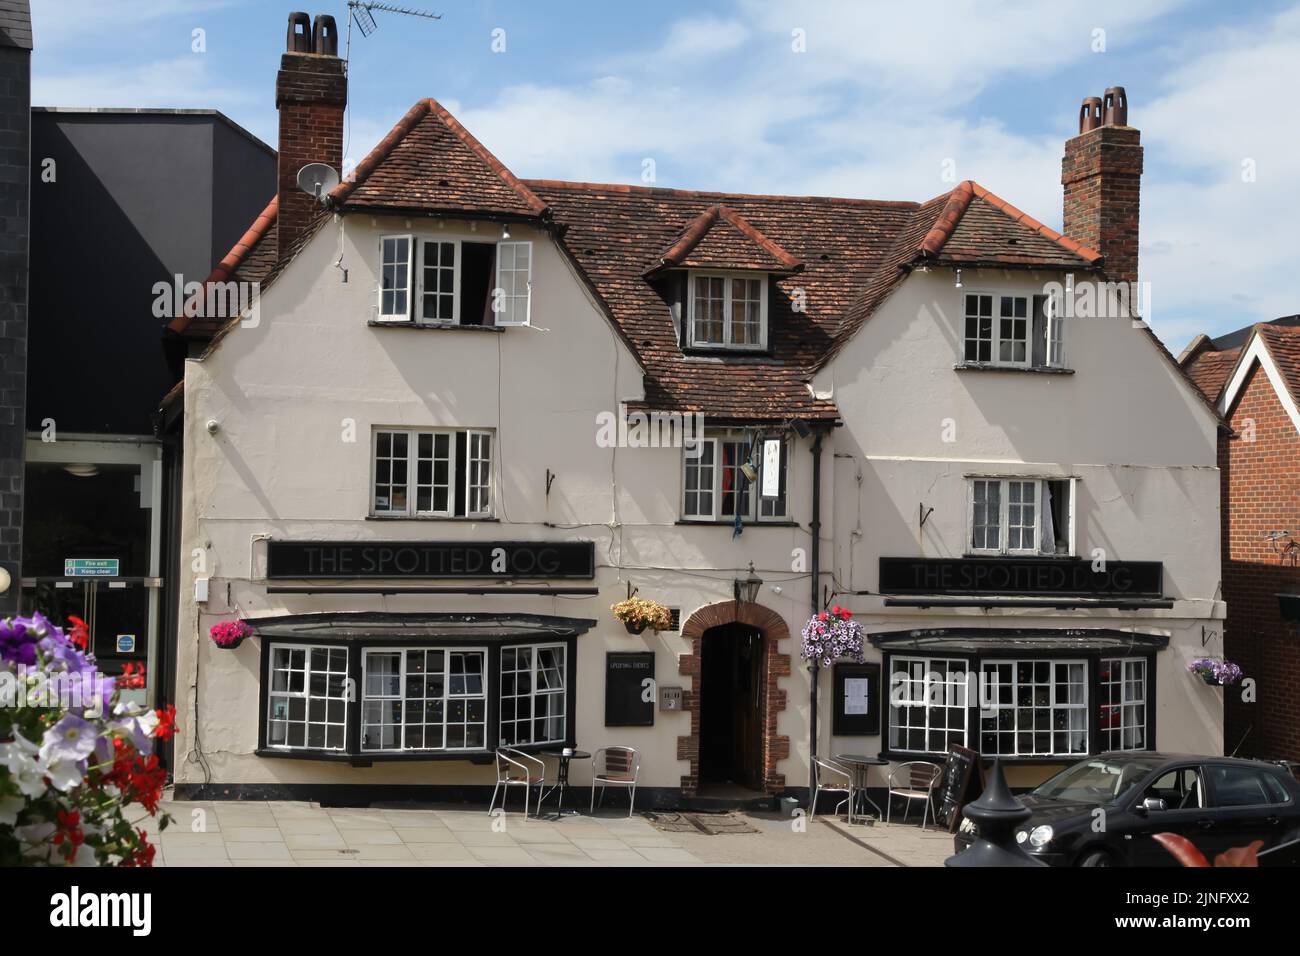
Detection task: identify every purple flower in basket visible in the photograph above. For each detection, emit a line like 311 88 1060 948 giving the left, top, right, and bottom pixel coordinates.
209 620 253 648
1187 657 1243 686
801 606 865 667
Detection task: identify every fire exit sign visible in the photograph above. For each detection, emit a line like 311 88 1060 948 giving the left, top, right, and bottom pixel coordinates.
64 558 119 578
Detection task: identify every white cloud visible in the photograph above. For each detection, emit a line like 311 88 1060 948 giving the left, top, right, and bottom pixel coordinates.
30 0 241 47
31 55 253 112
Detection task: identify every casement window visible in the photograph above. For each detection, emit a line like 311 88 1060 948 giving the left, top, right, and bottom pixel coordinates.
499 644 567 747
962 293 1061 368
372 428 493 518
884 652 1154 760
968 477 1073 555
889 656 970 755
1099 657 1147 751
686 273 768 350
266 644 350 752
682 433 788 522
361 647 488 752
377 235 531 327
258 638 578 760
979 660 1088 758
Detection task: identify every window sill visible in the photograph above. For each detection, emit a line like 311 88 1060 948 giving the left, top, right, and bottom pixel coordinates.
366 515 500 522
257 747 495 765
953 362 1075 375
368 320 505 333
676 519 797 527
681 349 776 361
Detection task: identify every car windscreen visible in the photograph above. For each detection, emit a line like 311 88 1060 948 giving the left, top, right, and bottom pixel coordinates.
1032 757 1165 805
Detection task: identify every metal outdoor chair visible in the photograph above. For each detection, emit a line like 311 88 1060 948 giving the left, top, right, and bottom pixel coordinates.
590 746 640 818
810 756 854 821
886 761 943 830
489 747 546 818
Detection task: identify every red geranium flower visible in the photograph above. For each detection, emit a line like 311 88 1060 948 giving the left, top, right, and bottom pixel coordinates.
154 704 178 741
67 616 90 650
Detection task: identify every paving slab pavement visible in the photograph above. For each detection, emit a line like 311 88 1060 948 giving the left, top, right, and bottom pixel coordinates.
150 796 951 867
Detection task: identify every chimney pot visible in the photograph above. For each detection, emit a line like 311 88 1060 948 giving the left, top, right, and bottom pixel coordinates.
1103 86 1128 127
313 14 339 56
1078 96 1103 134
286 12 311 53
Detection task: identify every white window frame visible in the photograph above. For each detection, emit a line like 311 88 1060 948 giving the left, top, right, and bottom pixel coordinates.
265 643 350 752
377 234 414 322
499 643 568 747
371 427 495 518
680 433 788 522
1099 657 1148 752
963 291 1063 368
979 659 1089 758
416 237 461 325
493 240 532 326
888 656 970 755
967 477 1075 556
686 271 769 351
377 235 529 327
360 646 489 753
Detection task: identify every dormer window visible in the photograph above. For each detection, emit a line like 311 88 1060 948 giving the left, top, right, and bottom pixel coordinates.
962 292 1061 368
687 272 768 350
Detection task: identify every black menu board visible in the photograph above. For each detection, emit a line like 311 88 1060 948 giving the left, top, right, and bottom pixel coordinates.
832 663 880 736
604 652 655 726
936 745 983 833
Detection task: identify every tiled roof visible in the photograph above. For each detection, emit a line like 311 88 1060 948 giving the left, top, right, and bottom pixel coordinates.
1182 346 1240 404
186 99 1118 421
649 204 803 276
1255 323 1300 409
331 99 548 219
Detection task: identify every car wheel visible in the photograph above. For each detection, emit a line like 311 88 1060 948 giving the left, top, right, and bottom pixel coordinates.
1078 849 1116 867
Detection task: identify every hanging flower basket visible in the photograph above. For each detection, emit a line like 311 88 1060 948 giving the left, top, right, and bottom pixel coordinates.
1187 657 1242 686
210 620 253 650
610 596 671 634
801 606 865 668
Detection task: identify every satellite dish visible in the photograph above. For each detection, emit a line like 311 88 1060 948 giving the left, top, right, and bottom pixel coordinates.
297 163 340 201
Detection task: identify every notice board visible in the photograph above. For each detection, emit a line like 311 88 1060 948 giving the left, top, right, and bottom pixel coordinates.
936 744 983 833
832 662 880 736
604 652 655 727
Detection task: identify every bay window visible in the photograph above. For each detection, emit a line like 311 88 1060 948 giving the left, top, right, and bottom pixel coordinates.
883 650 1155 761
377 234 531 327
682 432 787 522
372 427 493 519
968 477 1073 555
687 272 768 349
259 638 575 761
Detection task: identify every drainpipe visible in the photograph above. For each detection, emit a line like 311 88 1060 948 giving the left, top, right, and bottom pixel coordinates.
808 428 824 796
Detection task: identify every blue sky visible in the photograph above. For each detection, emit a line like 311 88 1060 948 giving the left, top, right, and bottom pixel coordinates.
29 0 1300 353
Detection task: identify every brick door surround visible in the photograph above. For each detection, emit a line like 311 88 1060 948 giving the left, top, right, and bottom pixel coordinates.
677 600 792 795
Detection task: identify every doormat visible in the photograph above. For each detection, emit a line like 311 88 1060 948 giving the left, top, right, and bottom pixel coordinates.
647 812 761 835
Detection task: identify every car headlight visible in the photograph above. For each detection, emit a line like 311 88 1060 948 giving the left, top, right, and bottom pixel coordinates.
1015 830 1028 843
1028 825 1054 848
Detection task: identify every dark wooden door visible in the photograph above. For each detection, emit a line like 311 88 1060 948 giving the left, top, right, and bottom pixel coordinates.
734 628 764 790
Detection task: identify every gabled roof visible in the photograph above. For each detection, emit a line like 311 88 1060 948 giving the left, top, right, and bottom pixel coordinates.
330 98 548 220
1216 322 1300 434
647 204 803 276
179 98 1129 422
1182 345 1240 404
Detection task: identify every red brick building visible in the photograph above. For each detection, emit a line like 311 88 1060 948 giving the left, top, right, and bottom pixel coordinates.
1182 318 1300 761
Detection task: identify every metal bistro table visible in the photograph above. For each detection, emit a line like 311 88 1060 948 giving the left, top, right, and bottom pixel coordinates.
835 754 889 824
538 748 591 819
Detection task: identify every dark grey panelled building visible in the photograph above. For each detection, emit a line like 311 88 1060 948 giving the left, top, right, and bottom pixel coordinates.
22 108 274 706
0 0 30 615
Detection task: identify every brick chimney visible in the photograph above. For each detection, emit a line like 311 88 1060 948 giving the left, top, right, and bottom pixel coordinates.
1061 86 1143 288
275 12 345 260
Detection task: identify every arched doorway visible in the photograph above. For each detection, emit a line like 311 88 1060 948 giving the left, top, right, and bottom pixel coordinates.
678 601 791 796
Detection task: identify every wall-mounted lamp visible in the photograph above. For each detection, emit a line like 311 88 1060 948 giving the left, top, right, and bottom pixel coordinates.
954 268 963 289
502 223 512 240
734 562 763 604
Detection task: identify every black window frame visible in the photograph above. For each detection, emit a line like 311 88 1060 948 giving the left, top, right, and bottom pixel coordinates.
256 632 579 765
880 648 1158 764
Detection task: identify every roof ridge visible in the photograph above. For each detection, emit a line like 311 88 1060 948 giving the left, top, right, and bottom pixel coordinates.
166 194 278 335
526 177 921 208
653 203 803 274
332 98 548 216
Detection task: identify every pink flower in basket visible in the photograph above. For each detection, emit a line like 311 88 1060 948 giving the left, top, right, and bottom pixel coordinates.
209 620 253 648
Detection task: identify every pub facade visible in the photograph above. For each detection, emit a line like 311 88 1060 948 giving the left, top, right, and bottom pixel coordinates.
167 17 1225 803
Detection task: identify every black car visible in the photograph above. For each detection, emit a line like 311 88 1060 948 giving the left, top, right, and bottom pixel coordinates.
952 752 1300 866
